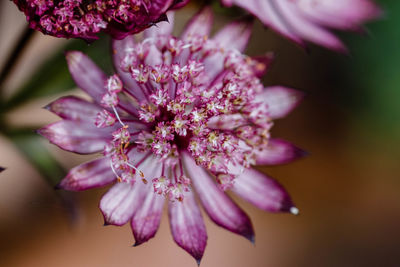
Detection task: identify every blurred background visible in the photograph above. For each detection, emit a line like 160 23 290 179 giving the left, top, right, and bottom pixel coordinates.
1 0 399 266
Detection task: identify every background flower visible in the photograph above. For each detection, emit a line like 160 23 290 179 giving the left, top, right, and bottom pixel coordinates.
220 0 381 52
12 0 188 41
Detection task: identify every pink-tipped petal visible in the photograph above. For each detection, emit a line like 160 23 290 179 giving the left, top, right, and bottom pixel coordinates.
273 0 347 52
231 168 295 213
38 120 111 154
100 182 140 226
131 188 165 246
256 138 307 165
111 37 147 102
99 152 155 226
204 19 253 84
222 0 380 51
212 18 253 53
45 96 101 121
57 158 115 191
169 191 207 263
297 0 382 31
181 6 214 40
182 153 254 242
260 86 304 119
131 158 165 246
204 18 254 82
66 51 107 103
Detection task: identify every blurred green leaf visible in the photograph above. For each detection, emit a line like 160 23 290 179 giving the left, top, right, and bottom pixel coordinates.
312 0 400 142
2 34 112 112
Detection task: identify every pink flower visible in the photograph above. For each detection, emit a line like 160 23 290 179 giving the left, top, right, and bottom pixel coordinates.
221 0 381 52
40 8 305 263
13 0 188 41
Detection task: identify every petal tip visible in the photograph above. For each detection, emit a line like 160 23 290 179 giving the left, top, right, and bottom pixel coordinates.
293 147 309 162
290 207 300 216
247 233 255 245
35 128 45 137
54 183 62 190
42 104 51 111
132 239 146 247
65 50 84 69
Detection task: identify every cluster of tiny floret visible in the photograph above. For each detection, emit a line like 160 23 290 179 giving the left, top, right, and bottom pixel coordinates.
94 32 273 201
21 0 160 39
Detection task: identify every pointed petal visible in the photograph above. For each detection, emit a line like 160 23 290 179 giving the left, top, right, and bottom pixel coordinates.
168 191 207 263
57 157 115 191
256 139 307 165
111 37 147 101
181 6 213 40
99 152 155 226
45 96 101 121
38 120 111 154
273 0 347 52
297 0 382 31
144 12 175 39
212 18 253 52
131 158 164 245
100 182 139 226
259 86 304 119
221 0 305 47
100 152 162 226
207 114 247 130
231 168 295 213
66 51 107 103
182 153 254 241
131 189 165 246
204 18 253 82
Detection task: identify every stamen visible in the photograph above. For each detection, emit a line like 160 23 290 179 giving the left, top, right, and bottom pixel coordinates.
110 160 122 182
112 105 125 126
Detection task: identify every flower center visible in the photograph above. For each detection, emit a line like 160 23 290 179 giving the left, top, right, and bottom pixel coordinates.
95 33 273 201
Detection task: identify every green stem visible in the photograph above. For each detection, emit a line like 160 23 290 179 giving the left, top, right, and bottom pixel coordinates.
0 27 34 98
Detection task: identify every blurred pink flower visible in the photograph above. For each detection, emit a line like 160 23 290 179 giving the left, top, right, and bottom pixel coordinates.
221 0 381 52
40 8 305 263
13 0 188 41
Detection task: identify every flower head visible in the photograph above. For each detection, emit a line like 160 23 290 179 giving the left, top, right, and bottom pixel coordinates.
13 0 188 41
40 8 306 263
221 0 381 52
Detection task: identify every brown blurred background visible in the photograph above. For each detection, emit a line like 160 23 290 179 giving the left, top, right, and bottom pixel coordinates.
1 1 400 267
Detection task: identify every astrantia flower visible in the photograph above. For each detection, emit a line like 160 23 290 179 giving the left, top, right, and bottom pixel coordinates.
13 0 188 41
40 8 305 263
221 0 381 52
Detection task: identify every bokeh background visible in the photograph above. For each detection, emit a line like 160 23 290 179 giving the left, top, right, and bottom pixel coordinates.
1 1 399 266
